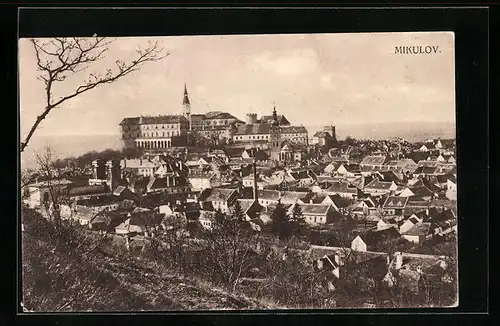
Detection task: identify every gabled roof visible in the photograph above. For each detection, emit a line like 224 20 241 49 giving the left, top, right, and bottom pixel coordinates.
313 131 330 138
325 181 358 194
360 156 386 166
280 191 311 203
364 179 395 190
235 123 272 135
409 186 434 198
279 126 308 134
259 114 290 126
357 227 400 247
204 188 237 202
257 189 281 201
119 117 140 125
297 203 332 216
402 222 431 236
383 196 409 209
324 194 350 208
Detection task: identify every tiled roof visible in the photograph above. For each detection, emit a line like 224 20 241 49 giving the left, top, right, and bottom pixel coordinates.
119 117 140 125
76 194 121 207
204 188 237 202
257 189 281 201
409 186 434 198
69 185 108 197
235 123 272 135
259 114 290 125
279 126 308 134
364 179 394 190
325 194 350 208
313 131 329 138
325 181 358 194
204 112 239 120
139 115 188 125
298 203 331 215
359 227 400 246
280 191 310 203
402 222 431 236
361 156 386 166
383 196 409 209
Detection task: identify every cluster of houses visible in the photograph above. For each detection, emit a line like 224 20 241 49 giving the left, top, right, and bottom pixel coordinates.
23 111 457 299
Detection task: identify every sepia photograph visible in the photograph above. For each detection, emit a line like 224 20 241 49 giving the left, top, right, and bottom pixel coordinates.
19 31 458 311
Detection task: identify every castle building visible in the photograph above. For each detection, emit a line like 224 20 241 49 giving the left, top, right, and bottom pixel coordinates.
119 84 196 150
233 105 308 147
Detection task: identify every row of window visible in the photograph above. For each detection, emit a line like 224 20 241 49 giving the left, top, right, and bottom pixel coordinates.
306 216 326 223
234 135 270 140
125 131 181 138
142 124 181 130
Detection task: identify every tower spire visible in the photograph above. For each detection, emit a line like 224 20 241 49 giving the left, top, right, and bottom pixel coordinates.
182 83 192 131
182 83 190 105
272 101 279 126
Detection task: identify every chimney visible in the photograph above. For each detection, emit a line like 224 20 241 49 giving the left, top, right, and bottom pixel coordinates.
253 161 258 201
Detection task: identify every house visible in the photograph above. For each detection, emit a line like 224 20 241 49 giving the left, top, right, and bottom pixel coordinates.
115 209 163 237
323 161 342 174
189 172 217 192
199 213 216 230
311 127 336 147
72 205 96 226
311 249 343 279
363 179 398 196
241 148 269 162
318 194 351 212
22 179 73 209
287 169 317 187
277 141 305 162
290 203 340 225
112 185 138 202
234 199 267 223
200 188 239 213
242 173 265 189
336 163 360 177
319 181 358 198
376 218 399 231
377 170 405 184
68 184 109 200
351 197 378 218
121 158 158 177
256 189 282 207
280 191 314 205
398 185 434 200
351 227 400 252
401 222 432 243
399 215 423 234
382 196 409 216
385 159 418 174
76 194 121 212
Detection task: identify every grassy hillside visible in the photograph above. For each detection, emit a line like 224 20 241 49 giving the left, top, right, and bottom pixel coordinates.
21 208 272 312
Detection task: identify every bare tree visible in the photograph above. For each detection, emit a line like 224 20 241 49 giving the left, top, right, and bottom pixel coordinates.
21 37 168 153
202 213 261 292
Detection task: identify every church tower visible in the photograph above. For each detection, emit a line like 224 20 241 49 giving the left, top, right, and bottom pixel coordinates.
182 83 192 130
269 103 282 161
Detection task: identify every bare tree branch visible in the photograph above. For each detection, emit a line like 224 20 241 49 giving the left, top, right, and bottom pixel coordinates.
21 37 169 153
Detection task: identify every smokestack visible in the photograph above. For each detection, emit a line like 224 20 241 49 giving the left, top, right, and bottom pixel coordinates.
253 160 258 201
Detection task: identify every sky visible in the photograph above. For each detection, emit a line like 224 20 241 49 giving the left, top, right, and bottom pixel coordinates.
19 32 455 138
